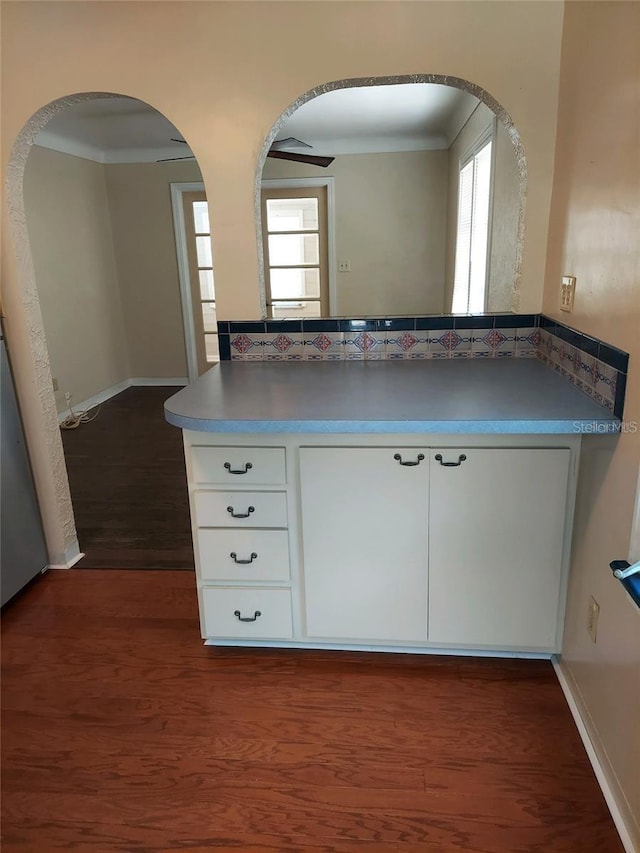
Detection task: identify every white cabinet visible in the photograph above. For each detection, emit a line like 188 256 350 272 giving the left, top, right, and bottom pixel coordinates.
198 529 290 582
186 442 292 641
428 448 571 649
299 447 429 642
182 432 579 654
201 587 293 639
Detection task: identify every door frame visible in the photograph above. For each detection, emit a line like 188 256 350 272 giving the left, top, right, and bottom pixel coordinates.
261 178 337 315
170 181 205 382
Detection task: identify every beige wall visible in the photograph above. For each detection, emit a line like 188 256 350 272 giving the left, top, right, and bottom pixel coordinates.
105 159 202 377
23 146 130 412
444 103 521 312
543 2 640 844
264 150 448 315
24 149 200 413
0 0 565 571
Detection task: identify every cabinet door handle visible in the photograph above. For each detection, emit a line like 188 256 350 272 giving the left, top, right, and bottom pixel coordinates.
435 453 467 467
230 551 258 564
224 462 253 475
393 453 425 467
226 505 255 519
234 609 261 622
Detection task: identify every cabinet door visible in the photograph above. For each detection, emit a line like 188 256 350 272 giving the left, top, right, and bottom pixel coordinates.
428 448 570 649
300 447 428 642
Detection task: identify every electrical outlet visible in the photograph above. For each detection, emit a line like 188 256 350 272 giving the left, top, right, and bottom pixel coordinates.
52 377 58 392
338 260 351 273
560 275 576 312
586 595 600 643
64 392 72 404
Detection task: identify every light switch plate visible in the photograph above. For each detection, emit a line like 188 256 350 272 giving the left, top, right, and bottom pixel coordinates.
560 275 576 312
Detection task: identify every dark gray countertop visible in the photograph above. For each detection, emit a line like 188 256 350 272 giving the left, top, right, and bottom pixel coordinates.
164 359 619 434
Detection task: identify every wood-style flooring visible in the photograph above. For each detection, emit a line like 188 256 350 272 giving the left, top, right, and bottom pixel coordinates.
1 569 623 852
61 386 193 569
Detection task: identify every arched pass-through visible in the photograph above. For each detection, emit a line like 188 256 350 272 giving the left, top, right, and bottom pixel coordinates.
4 92 193 565
254 73 527 316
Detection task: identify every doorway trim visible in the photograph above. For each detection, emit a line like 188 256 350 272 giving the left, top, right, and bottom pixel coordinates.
261 178 337 314
170 181 205 382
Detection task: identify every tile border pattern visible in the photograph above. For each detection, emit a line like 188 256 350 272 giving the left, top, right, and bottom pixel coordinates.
218 314 629 419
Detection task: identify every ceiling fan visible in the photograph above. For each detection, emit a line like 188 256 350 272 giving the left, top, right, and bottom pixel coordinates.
158 137 334 167
157 139 196 162
267 137 334 168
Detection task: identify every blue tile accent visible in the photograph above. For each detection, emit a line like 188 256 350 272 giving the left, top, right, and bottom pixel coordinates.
539 315 557 331
376 318 415 331
493 313 537 329
580 334 601 358
558 325 582 349
266 319 303 333
598 341 629 373
227 321 267 334
454 315 494 330
218 334 231 361
415 316 454 330
302 319 340 332
614 371 627 419
339 319 376 332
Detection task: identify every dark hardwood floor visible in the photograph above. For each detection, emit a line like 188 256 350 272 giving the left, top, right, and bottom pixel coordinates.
1 570 623 853
61 386 194 569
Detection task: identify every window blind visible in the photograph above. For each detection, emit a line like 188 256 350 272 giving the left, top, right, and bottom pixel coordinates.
452 138 493 314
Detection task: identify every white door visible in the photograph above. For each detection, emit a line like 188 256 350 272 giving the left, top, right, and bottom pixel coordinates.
181 191 218 374
300 447 429 642
428 448 570 649
261 187 329 318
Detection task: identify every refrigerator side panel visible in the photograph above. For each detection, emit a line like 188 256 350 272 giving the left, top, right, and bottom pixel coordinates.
1 339 49 605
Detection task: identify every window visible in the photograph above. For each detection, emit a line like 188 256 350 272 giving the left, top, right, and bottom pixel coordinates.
261 187 329 318
452 133 494 314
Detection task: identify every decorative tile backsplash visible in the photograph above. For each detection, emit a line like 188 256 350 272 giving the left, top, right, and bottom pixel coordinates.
217 313 629 419
219 314 539 363
536 315 628 419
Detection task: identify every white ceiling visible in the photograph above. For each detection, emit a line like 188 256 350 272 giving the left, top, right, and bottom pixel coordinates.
34 85 480 164
275 84 479 155
34 97 193 164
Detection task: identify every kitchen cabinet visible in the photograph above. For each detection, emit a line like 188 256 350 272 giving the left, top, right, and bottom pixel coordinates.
428 447 570 648
188 443 293 642
299 447 429 642
183 432 579 655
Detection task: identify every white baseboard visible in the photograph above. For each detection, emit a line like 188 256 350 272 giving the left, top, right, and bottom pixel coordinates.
57 377 187 422
57 379 130 423
553 657 639 852
130 377 188 386
47 538 84 570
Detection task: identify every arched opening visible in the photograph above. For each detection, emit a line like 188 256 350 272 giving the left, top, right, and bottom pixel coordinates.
255 74 526 318
6 92 206 571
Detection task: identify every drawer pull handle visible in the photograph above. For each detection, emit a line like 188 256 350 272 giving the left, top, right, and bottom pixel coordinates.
394 453 425 467
226 505 255 519
230 551 258 564
224 462 253 475
435 453 467 467
234 609 261 623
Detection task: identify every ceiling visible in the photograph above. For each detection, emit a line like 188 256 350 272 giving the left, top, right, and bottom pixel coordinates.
34 85 480 164
34 97 191 164
275 84 479 155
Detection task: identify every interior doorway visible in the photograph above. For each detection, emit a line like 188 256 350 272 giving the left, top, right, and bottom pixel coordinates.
21 94 200 570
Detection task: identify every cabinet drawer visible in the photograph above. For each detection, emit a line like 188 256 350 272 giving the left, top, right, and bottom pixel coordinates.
191 447 286 485
202 587 293 639
195 491 287 528
198 529 290 581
